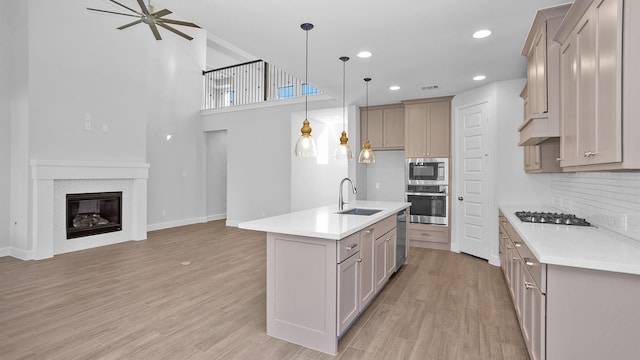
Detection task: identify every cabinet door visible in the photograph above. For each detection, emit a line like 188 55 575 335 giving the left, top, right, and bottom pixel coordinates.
359 228 375 309
337 254 360 335
522 267 546 360
576 14 597 164
384 229 397 279
592 0 622 164
560 36 578 167
374 235 387 293
365 109 384 149
383 107 405 148
427 101 451 157
404 104 427 157
509 247 522 316
529 25 548 115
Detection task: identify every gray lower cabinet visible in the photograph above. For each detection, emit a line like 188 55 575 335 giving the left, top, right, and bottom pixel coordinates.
499 211 640 360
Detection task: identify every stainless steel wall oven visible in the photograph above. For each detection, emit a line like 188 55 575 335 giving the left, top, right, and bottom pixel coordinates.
405 185 448 225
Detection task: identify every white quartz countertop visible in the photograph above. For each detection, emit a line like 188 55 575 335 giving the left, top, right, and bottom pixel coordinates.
238 201 410 240
499 204 640 275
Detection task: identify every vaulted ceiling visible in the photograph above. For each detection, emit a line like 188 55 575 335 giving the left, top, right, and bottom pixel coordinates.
122 0 572 106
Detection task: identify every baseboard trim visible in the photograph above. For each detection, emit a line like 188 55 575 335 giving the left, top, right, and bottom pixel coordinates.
147 217 208 232
225 219 240 227
206 213 226 222
9 247 35 261
0 247 9 257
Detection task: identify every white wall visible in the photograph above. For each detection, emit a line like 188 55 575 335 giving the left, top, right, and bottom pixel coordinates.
201 97 341 225
365 150 405 202
5 0 208 252
206 130 228 220
144 32 207 230
0 0 11 251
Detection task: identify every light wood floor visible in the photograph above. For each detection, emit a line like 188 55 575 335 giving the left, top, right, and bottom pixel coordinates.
0 221 529 359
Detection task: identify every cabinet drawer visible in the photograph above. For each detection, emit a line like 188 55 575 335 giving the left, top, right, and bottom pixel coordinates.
408 227 448 243
372 215 396 238
337 232 360 263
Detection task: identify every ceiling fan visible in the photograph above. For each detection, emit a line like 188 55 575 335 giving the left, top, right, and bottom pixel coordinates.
87 0 201 41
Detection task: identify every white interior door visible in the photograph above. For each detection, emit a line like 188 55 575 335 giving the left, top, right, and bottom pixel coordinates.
455 101 490 260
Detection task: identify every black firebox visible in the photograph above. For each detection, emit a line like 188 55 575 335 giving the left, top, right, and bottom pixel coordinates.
66 192 122 239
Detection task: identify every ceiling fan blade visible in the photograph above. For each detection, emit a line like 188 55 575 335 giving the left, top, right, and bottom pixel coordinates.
136 0 150 15
157 18 200 28
153 9 172 18
118 19 143 30
107 0 141 15
148 22 162 40
157 22 194 41
87 8 139 18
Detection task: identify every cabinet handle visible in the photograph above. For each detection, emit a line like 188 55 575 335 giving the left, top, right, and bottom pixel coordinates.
506 245 512 249
346 244 358 250
583 151 597 157
357 258 362 263
523 257 535 267
524 281 536 290
514 242 522 248
363 229 373 235
386 237 391 242
512 257 518 262
421 233 431 236
556 157 562 162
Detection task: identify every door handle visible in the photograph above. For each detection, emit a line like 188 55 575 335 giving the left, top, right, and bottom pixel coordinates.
458 197 463 201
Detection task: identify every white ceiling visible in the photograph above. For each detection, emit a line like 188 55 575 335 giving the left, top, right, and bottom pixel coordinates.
148 0 570 106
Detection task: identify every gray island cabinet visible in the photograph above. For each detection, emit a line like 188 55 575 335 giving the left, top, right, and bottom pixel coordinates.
239 201 410 355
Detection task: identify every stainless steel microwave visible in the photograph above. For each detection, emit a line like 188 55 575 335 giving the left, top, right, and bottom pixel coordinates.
406 158 448 186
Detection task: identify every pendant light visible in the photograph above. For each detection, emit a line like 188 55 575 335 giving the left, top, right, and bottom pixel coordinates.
334 56 353 160
294 23 318 157
358 78 376 163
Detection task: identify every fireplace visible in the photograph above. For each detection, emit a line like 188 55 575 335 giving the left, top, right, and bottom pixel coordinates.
66 192 122 239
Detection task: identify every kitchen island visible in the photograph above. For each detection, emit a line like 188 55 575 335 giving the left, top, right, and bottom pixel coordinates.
239 200 410 355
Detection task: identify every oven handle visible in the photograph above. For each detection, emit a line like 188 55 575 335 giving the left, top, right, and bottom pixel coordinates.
405 192 448 196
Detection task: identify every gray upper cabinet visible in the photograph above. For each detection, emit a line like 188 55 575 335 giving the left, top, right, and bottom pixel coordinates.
518 4 570 146
360 104 404 151
554 0 640 171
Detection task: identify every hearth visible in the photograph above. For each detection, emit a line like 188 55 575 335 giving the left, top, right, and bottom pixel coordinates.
66 192 122 239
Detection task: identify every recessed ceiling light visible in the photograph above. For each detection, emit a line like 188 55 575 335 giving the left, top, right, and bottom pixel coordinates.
473 75 487 81
473 29 492 39
357 51 372 58
389 85 400 91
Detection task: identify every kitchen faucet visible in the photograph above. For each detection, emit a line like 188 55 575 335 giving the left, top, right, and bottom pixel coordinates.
338 178 357 211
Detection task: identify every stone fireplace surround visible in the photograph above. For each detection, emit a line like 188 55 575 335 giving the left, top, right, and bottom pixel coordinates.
30 160 149 260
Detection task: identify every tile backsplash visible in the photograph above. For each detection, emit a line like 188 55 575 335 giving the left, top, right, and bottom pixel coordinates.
550 172 640 241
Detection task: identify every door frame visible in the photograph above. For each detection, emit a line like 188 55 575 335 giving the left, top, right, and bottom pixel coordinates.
451 97 499 265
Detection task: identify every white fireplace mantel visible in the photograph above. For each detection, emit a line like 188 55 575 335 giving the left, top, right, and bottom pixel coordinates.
30 160 149 260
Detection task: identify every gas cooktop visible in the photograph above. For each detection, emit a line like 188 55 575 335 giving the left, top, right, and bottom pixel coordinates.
515 211 593 226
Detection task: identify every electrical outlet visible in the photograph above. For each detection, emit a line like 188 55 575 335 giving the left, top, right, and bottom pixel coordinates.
85 122 91 130
375 182 380 189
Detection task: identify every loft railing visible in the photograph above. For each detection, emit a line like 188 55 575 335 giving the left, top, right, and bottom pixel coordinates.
202 60 321 109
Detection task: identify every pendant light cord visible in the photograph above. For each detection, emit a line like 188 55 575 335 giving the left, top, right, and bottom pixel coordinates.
342 60 346 132
305 28 309 118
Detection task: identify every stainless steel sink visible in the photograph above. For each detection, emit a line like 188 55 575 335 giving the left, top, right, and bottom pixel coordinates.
336 208 382 216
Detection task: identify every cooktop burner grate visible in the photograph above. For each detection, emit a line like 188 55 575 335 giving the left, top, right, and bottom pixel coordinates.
515 211 593 226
